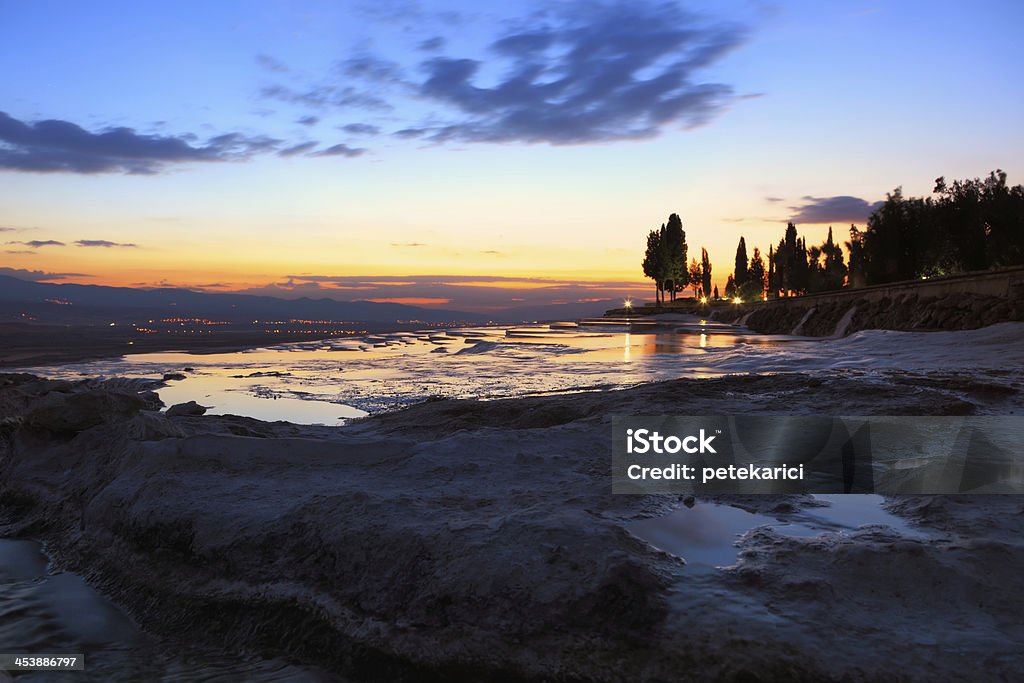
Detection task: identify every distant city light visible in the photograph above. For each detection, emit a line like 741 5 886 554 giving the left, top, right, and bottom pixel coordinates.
623 299 633 309
732 297 743 304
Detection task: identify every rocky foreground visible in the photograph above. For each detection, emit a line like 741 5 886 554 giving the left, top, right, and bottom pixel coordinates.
1 372 1023 681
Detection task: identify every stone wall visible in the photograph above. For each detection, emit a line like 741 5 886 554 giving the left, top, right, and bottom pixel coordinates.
713 267 1024 336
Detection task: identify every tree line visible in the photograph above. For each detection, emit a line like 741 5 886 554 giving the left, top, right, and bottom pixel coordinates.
642 170 1024 303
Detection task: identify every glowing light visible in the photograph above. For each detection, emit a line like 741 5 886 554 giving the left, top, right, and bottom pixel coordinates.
623 299 633 309
699 296 708 305
732 297 742 304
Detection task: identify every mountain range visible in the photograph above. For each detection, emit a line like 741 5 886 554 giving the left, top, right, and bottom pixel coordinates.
0 275 617 324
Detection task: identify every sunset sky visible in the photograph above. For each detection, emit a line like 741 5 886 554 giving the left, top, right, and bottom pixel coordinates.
2 0 1022 310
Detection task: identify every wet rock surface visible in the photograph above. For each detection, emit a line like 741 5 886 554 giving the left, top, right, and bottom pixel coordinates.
0 373 1022 681
165 400 208 417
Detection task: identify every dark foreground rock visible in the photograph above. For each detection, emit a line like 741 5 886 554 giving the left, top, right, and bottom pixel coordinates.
1 373 1023 682
165 400 208 417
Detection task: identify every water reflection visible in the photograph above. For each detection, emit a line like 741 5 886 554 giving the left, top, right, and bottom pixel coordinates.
22 317 770 419
628 494 925 571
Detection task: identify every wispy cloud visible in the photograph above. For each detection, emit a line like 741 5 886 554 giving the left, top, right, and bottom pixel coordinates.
789 195 883 224
7 239 65 248
255 54 290 73
0 111 280 174
417 36 446 52
0 267 90 281
261 84 392 112
74 239 137 248
278 141 319 157
310 143 366 158
340 123 381 135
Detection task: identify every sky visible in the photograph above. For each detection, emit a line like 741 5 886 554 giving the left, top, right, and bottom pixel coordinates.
1 0 1023 311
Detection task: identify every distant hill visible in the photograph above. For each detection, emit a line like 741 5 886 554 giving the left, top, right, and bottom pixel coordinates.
0 275 626 325
0 275 485 324
490 299 625 322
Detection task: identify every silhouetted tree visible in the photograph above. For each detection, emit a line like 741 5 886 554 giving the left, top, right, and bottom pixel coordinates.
663 213 689 301
713 285 719 300
724 274 736 299
855 171 1024 284
782 223 799 295
821 226 847 290
747 247 766 299
845 225 867 288
701 248 712 300
688 258 702 297
733 236 749 289
767 244 776 297
642 228 667 305
792 237 810 294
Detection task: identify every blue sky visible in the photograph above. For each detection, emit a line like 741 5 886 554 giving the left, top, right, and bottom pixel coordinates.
1 0 1022 309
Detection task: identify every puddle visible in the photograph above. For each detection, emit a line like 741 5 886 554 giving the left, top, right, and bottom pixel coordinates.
157 374 367 425
627 495 923 570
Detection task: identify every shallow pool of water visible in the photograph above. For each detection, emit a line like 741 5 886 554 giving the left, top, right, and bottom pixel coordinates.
627 495 923 571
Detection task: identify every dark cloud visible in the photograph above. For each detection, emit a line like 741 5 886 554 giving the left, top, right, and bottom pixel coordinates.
74 239 137 248
403 2 747 144
0 111 280 174
340 123 381 135
310 143 366 158
391 242 426 247
0 267 90 281
296 115 320 126
764 196 784 203
789 195 883 224
8 239 64 248
278 141 319 157
265 2 749 147
5 250 35 254
256 54 289 73
0 226 18 232
418 36 446 52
